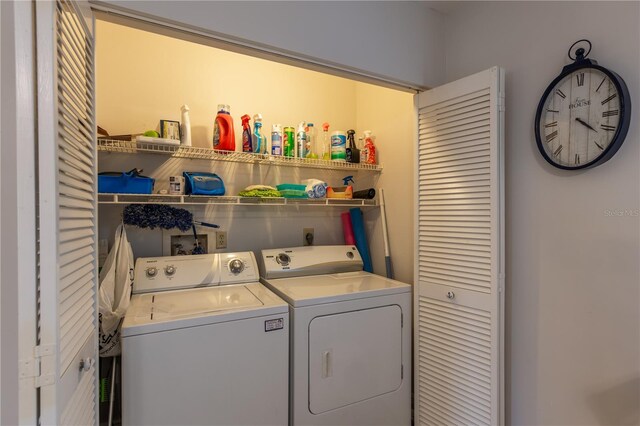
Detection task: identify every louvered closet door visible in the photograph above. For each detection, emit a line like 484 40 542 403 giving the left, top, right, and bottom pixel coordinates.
414 67 505 425
36 0 98 424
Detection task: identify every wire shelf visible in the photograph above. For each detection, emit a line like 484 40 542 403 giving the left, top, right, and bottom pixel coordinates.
98 193 377 207
97 139 383 172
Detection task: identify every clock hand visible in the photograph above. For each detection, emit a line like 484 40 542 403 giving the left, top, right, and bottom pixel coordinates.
575 117 598 132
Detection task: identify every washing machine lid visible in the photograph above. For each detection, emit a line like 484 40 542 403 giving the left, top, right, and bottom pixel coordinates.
122 282 288 336
262 271 411 307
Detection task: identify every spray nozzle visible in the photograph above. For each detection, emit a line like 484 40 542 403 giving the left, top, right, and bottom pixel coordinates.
322 122 330 131
241 114 251 126
342 175 354 186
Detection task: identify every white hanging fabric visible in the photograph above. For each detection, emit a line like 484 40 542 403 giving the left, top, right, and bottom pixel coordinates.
99 224 134 357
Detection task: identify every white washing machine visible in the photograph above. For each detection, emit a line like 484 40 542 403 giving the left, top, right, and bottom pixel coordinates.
121 252 289 426
259 245 412 426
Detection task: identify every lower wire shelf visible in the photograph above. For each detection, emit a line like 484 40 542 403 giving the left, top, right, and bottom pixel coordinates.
98 193 377 207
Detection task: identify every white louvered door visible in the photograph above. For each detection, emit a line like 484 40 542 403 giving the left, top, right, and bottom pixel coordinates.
36 0 98 424
414 67 505 425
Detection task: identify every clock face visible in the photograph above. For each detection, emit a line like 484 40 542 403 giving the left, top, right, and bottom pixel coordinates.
538 67 622 169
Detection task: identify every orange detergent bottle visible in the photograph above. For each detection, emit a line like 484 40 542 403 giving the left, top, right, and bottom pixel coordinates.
213 104 235 151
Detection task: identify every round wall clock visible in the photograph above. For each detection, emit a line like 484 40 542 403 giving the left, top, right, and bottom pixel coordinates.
534 40 632 170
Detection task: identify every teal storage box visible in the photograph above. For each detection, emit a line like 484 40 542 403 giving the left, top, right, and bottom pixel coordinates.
98 169 154 194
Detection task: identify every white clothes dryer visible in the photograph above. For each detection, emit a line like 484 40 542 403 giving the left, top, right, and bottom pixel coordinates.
259 245 412 426
121 252 289 426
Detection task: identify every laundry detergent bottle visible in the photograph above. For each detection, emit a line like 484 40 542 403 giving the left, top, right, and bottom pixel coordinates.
213 104 235 151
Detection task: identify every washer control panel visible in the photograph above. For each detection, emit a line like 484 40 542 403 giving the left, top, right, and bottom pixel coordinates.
260 245 363 280
220 252 258 284
133 251 259 294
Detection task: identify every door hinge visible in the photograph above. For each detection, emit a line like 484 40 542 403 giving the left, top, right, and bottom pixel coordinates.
21 344 56 388
401 364 404 379
498 92 506 112
401 313 404 328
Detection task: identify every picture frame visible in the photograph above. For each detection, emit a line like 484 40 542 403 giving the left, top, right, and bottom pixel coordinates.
160 119 181 141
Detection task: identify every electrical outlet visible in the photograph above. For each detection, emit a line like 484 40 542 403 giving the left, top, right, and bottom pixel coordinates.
216 231 227 249
303 228 314 246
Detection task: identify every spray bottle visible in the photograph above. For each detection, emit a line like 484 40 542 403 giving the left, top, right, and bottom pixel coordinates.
346 129 360 163
180 104 192 146
241 114 253 152
296 121 307 158
253 114 265 154
271 124 283 156
321 122 330 160
362 130 377 165
306 123 317 158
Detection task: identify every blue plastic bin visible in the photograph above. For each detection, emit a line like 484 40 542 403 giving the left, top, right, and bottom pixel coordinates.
98 170 155 194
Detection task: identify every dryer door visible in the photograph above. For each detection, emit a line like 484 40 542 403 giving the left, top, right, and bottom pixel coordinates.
308 305 403 414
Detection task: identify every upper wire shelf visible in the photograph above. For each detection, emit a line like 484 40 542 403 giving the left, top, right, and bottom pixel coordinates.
97 139 383 172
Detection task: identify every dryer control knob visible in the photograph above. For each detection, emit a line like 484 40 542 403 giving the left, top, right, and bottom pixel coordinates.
146 267 158 278
276 253 290 266
229 259 245 274
165 265 176 276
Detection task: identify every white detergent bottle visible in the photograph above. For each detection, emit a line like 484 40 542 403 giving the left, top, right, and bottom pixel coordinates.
180 104 192 146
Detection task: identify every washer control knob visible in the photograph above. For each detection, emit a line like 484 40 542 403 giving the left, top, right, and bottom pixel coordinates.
229 259 245 274
165 265 176 276
146 267 158 278
276 253 290 266
346 251 354 259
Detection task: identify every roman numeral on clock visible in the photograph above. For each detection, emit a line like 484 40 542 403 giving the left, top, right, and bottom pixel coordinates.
576 73 585 87
547 109 559 113
594 141 604 150
575 154 580 165
556 89 567 99
553 145 563 157
544 121 558 128
602 110 619 117
600 124 616 132
596 76 606 92
601 93 617 105
545 130 558 143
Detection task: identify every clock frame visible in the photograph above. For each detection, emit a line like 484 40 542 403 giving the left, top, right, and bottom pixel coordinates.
534 42 631 170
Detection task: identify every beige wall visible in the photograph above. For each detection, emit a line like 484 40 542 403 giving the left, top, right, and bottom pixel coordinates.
96 20 415 283
96 20 357 146
355 83 415 284
443 2 640 424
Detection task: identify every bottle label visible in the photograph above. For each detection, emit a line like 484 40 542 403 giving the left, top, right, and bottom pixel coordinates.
271 133 282 156
331 134 347 161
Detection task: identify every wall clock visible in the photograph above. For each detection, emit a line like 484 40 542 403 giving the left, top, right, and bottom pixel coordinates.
535 40 632 170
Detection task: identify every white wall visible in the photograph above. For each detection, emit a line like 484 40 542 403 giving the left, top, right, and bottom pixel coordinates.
443 2 640 425
91 0 446 89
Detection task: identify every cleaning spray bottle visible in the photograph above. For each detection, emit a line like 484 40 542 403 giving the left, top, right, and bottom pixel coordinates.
271 124 283 156
213 104 235 151
241 114 253 152
362 130 377 164
253 114 265 154
306 123 317 158
180 104 192 146
296 121 307 158
321 122 330 160
346 129 359 163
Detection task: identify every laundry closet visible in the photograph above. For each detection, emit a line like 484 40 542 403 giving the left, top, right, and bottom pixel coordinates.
95 18 414 274
22 2 504 425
